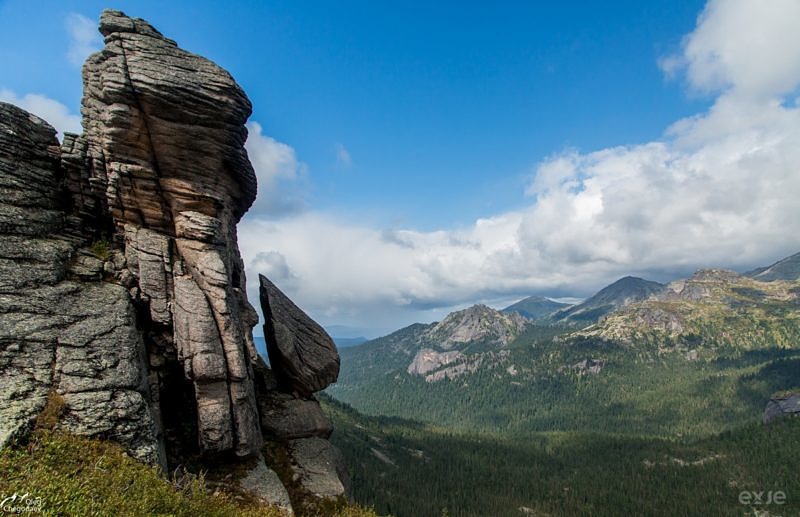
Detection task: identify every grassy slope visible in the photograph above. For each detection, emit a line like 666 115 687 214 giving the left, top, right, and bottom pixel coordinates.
0 419 377 517
0 430 289 517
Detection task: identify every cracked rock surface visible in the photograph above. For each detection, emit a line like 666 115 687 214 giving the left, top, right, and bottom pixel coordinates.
0 102 162 465
0 9 349 509
260 274 340 395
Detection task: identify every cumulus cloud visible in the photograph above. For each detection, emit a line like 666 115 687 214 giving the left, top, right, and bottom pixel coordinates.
66 13 102 67
240 0 800 331
0 89 81 139
239 212 530 332
245 121 307 216
663 0 800 98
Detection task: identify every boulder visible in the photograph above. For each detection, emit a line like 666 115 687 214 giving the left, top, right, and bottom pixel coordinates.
238 458 294 514
259 275 340 395
257 392 333 440
288 437 351 501
764 392 800 424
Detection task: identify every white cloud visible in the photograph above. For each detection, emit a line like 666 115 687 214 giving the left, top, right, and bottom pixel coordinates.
0 89 81 139
240 0 800 331
664 0 800 98
245 121 307 216
239 211 530 332
65 13 102 68
336 143 352 166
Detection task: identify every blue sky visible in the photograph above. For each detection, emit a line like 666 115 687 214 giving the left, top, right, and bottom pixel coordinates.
2 0 800 337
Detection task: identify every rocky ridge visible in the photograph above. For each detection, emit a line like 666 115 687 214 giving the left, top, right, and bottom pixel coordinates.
578 269 800 349
424 304 528 349
404 304 526 382
552 276 665 324
0 10 346 513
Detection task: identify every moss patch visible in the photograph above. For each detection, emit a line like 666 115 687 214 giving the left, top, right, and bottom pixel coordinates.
88 239 112 261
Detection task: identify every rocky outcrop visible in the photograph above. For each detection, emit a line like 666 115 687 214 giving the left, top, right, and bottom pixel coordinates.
764 392 800 424
0 102 163 465
81 8 263 458
407 348 465 376
424 304 528 349
260 275 340 395
0 9 348 511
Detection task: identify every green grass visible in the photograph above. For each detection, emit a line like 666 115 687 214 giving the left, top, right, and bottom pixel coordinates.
88 239 112 261
0 428 379 517
0 430 287 517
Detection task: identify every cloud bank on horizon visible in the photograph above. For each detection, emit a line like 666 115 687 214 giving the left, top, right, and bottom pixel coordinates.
239 0 800 330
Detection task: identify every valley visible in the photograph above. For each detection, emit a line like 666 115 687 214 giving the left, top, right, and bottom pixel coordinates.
326 253 800 515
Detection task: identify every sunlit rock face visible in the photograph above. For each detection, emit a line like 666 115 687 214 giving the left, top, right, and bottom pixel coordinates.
0 9 349 509
78 9 262 457
0 102 164 466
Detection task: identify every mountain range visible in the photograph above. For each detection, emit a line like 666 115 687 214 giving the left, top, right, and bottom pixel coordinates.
324 250 800 516
328 250 800 434
501 295 570 320
745 250 800 282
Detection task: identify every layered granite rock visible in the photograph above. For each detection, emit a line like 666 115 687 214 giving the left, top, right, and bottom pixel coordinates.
79 9 263 457
1 9 348 511
260 274 340 395
0 102 163 466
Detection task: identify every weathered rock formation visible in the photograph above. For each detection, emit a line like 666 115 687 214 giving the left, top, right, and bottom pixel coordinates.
424 303 528 349
260 275 340 395
0 102 163 466
0 9 347 513
407 348 466 376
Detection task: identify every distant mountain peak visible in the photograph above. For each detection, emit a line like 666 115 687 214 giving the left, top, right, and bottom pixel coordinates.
425 304 527 349
585 265 800 344
745 251 800 282
502 295 570 321
552 276 664 323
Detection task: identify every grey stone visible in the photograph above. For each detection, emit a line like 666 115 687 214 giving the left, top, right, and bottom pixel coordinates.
0 340 54 448
238 458 294 514
61 389 164 465
68 253 104 280
0 100 165 469
258 392 333 440
259 275 340 395
288 437 350 501
764 393 800 424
